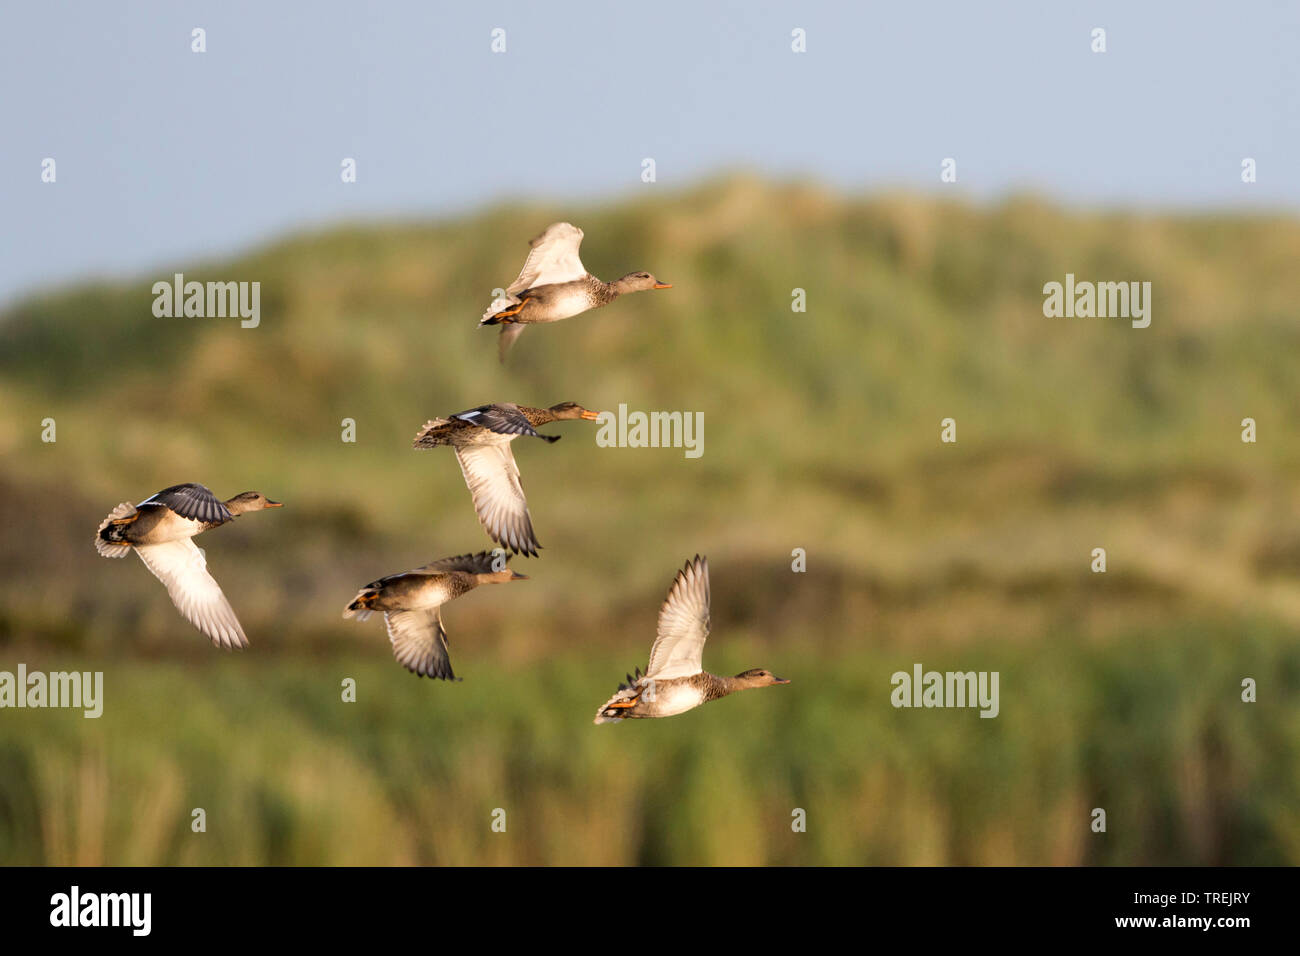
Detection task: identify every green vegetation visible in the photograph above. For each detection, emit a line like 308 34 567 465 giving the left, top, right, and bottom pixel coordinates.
1 177 1298 863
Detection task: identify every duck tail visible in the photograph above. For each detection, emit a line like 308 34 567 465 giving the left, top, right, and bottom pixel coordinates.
94 502 138 558
481 295 525 327
412 418 453 449
593 667 645 724
342 588 378 622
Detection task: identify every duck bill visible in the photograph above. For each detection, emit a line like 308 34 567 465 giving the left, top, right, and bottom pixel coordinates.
265 500 284 508
511 571 529 580
773 677 790 684
653 282 672 289
580 410 601 421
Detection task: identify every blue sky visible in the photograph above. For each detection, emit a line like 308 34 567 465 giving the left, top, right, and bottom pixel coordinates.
2 0 1296 305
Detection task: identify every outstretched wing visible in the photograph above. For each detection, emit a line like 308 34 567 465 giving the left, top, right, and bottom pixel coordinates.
645 555 711 680
449 404 542 438
384 607 458 680
506 222 586 295
139 483 232 524
454 444 540 556
133 538 248 648
481 223 587 321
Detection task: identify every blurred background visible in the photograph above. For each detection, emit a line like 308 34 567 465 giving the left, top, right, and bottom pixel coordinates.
1 2 1298 865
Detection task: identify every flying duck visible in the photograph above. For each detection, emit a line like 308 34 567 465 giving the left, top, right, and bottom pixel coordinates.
94 483 282 648
343 551 527 680
479 222 670 360
594 555 789 723
412 402 600 556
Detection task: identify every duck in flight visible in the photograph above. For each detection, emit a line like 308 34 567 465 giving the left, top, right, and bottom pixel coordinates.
594 555 789 723
479 222 670 360
94 483 282 648
343 551 527 680
413 402 600 556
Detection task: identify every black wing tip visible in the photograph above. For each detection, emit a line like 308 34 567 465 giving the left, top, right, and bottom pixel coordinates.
498 540 540 558
407 665 460 681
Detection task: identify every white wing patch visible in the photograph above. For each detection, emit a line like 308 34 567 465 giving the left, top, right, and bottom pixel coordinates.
133 538 248 649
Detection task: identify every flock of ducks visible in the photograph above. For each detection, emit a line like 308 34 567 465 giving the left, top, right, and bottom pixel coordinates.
95 223 787 722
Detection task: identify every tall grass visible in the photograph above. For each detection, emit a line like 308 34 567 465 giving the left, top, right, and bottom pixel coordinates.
1 617 1295 866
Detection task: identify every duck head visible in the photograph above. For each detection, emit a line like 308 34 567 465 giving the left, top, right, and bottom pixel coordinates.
547 402 601 422
611 272 672 294
734 668 790 689
224 491 284 515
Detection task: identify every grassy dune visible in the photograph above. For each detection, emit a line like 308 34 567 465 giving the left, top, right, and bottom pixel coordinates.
1 178 1298 864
